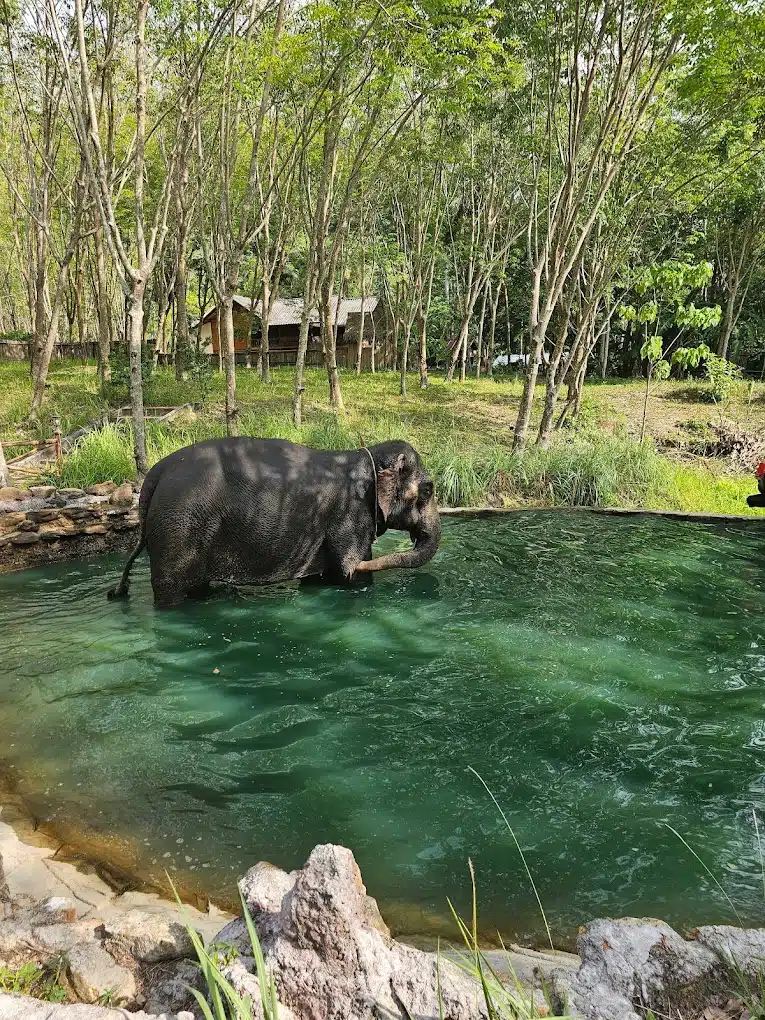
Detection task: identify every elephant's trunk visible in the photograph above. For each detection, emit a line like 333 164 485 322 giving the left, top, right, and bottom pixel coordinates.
356 499 441 573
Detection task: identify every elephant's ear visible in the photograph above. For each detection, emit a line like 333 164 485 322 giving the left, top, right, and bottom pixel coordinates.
376 468 396 520
376 452 406 520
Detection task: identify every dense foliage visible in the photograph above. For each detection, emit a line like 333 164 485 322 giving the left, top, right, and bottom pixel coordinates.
0 0 763 471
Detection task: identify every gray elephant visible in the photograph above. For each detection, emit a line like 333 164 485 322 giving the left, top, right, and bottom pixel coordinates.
108 437 441 607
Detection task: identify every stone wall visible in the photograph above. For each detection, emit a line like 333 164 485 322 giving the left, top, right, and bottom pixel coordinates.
0 483 140 575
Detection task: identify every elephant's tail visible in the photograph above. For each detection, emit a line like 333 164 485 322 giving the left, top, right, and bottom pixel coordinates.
107 537 145 599
107 465 161 600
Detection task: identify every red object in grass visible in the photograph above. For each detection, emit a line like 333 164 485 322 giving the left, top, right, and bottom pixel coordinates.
756 462 765 479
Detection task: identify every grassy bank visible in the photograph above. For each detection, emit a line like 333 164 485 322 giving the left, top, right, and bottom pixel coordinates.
1 360 762 514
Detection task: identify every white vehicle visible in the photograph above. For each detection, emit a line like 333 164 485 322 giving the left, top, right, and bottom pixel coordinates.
493 353 532 368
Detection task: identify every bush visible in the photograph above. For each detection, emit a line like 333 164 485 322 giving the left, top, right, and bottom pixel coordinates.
428 434 667 508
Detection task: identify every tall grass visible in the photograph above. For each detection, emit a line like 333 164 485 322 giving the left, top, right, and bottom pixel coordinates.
56 418 760 515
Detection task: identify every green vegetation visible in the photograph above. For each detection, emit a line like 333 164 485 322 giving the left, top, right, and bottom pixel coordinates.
1 362 762 515
0 960 67 1003
177 886 280 1020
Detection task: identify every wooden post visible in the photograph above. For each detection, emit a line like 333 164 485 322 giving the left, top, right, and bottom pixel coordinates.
0 436 8 487
53 415 62 462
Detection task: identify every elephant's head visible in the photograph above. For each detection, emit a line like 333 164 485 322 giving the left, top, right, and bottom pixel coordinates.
355 441 441 574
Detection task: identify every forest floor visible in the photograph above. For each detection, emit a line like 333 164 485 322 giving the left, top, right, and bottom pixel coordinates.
1 360 763 513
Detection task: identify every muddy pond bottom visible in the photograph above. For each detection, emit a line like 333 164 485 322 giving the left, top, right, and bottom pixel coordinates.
2 511 765 944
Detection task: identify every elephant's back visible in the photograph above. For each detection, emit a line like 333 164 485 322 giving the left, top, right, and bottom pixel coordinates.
141 437 345 584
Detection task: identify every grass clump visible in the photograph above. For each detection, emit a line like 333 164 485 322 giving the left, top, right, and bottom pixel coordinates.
0 960 67 1003
179 889 280 1019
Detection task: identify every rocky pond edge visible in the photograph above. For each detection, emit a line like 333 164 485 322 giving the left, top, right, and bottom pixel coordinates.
2 804 765 1020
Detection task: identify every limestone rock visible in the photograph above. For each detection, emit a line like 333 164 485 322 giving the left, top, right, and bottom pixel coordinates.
221 957 298 1020
10 532 39 545
0 512 25 529
58 488 86 498
17 519 39 532
0 488 26 502
28 485 56 498
39 528 72 541
87 482 118 496
26 509 59 522
142 959 200 1016
215 844 489 1020
84 525 108 536
67 943 137 1006
103 908 195 963
109 483 134 507
548 917 765 1020
0 993 189 1018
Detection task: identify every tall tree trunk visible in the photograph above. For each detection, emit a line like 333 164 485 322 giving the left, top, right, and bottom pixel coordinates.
487 284 499 380
600 315 610 380
125 281 149 476
292 300 312 426
174 247 188 381
31 277 68 415
536 303 572 448
446 318 469 382
475 284 488 379
220 289 238 435
94 221 111 387
321 294 344 410
399 325 411 397
75 254 86 357
717 276 740 360
260 275 272 383
417 304 428 388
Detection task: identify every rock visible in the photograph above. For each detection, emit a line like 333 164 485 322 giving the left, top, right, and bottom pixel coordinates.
16 520 39 532
143 959 200 1016
216 844 489 1020
67 943 137 1006
26 509 58 523
39 529 71 541
58 488 86 498
109 483 134 507
84 525 108 536
29 895 77 925
103 908 195 963
28 486 56 498
0 993 188 1018
548 918 765 1020
221 957 298 1020
0 488 26 502
87 482 118 496
10 532 39 545
0 513 25 528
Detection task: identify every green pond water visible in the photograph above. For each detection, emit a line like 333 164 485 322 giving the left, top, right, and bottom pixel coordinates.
2 511 765 945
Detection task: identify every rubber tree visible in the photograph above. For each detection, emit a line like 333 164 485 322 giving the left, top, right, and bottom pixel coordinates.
47 0 209 478
512 0 683 452
195 0 290 436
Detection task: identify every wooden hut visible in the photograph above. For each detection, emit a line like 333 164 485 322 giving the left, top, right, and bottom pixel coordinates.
197 295 390 368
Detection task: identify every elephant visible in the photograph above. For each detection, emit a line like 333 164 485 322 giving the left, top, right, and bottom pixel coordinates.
107 437 441 607
747 463 765 508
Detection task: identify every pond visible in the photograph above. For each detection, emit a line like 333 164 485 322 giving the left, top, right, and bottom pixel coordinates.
1 511 765 946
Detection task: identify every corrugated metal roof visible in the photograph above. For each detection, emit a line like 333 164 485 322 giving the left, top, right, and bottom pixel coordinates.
199 295 379 329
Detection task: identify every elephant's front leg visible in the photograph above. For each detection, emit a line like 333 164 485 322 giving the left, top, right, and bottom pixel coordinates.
322 527 374 587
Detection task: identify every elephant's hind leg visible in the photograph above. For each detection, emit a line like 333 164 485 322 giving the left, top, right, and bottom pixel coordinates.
150 547 209 608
